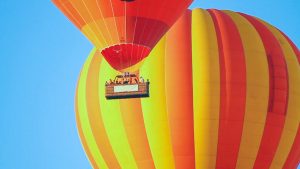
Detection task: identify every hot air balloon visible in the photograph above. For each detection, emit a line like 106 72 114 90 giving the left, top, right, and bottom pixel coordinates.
74 9 300 169
52 0 193 72
53 0 193 99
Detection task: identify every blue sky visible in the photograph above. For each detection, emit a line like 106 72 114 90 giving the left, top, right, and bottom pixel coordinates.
0 0 299 169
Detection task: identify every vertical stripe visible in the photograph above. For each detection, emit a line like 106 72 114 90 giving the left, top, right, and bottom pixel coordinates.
279 31 300 63
68 0 107 47
283 125 300 169
224 11 270 169
278 30 300 169
81 25 105 49
77 49 109 169
241 14 289 169
81 0 113 45
140 37 176 169
98 60 138 169
209 9 247 169
191 9 220 169
75 85 99 169
76 111 99 169
85 51 121 168
260 19 300 169
119 98 156 169
164 10 195 169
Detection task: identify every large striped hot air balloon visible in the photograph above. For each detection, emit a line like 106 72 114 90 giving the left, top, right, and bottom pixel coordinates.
52 0 193 72
75 9 300 169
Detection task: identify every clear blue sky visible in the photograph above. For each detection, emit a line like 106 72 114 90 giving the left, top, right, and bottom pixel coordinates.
0 0 299 169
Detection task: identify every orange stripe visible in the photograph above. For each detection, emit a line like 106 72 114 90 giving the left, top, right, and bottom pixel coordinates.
75 88 98 169
209 9 247 169
164 10 195 169
240 14 289 169
52 0 86 29
85 51 121 169
119 97 156 169
283 125 300 169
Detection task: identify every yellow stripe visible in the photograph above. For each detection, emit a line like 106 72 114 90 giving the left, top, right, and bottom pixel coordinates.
224 11 270 169
69 0 109 47
76 79 99 169
191 9 220 169
82 18 120 46
81 26 105 49
77 49 108 169
261 20 300 169
67 0 107 49
98 59 138 169
139 36 176 169
76 109 99 169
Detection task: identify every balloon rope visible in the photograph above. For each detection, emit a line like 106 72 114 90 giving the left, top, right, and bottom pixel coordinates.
124 1 127 70
68 0 104 49
81 0 109 47
129 1 140 70
108 0 122 70
96 0 114 47
134 0 154 64
125 1 127 44
109 0 121 44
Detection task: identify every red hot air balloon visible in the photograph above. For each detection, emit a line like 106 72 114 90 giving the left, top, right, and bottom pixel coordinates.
53 0 193 72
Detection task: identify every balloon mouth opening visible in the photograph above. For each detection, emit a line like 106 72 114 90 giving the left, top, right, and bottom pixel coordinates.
101 44 151 71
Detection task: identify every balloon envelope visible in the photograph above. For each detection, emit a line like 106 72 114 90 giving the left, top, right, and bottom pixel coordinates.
76 9 300 169
53 0 193 71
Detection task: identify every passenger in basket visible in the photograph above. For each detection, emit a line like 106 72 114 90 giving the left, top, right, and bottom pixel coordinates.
140 77 144 83
134 78 139 84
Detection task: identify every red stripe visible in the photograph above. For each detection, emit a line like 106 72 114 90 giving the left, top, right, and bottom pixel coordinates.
283 125 300 169
164 10 195 169
208 9 247 169
240 13 289 169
